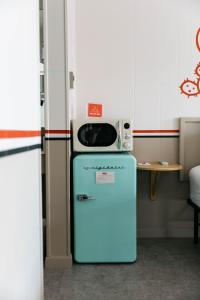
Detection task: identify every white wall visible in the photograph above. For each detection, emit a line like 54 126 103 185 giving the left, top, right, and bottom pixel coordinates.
75 0 134 119
133 0 200 131
75 0 200 128
0 152 43 300
66 0 77 124
0 1 41 131
0 1 43 299
44 0 68 131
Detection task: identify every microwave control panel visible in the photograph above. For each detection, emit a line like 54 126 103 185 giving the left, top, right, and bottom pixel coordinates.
121 121 133 151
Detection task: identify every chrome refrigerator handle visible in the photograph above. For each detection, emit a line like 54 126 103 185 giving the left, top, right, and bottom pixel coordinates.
78 194 96 201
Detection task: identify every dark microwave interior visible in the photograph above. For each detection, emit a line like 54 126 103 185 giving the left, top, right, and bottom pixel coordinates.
78 123 117 147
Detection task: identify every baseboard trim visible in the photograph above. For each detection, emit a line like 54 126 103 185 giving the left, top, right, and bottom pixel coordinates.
45 255 72 269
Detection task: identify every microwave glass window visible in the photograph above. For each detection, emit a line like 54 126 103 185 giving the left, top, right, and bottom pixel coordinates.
78 123 117 147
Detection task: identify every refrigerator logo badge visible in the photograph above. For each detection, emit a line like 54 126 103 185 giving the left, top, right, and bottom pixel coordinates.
83 166 125 171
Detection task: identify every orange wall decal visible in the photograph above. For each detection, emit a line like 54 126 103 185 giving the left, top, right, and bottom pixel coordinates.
88 103 103 117
196 27 200 52
180 28 200 98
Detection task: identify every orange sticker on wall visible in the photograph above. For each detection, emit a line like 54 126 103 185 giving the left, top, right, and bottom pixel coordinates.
196 27 200 52
88 103 102 117
179 27 200 98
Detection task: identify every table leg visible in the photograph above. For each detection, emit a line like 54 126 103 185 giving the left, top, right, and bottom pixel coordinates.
150 171 160 200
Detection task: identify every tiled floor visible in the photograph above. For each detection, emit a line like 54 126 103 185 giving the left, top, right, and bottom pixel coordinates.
44 239 200 300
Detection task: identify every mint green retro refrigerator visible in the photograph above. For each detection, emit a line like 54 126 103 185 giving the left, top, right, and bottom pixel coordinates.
73 153 137 263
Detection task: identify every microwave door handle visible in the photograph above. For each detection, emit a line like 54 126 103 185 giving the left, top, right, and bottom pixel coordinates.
117 121 122 150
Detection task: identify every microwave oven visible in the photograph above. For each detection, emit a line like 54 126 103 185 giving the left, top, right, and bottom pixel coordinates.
72 119 133 152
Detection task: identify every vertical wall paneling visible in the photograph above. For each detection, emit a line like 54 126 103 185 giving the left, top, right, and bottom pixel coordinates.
65 0 76 256
44 0 72 268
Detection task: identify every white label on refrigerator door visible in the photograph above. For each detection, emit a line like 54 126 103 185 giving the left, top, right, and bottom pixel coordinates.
96 172 115 184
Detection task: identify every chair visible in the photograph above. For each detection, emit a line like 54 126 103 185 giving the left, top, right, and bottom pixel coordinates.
188 166 200 244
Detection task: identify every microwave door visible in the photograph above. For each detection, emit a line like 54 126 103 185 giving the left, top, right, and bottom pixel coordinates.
77 123 118 149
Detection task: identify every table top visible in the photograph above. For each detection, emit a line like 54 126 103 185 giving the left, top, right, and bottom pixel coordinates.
137 162 183 172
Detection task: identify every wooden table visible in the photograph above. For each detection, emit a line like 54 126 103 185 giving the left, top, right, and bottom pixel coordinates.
137 162 183 200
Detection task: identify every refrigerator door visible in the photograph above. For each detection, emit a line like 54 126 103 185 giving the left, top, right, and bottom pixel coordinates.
73 153 137 263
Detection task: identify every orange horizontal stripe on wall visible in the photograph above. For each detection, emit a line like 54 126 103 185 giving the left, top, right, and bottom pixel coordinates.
45 130 72 134
133 130 179 133
0 130 41 138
